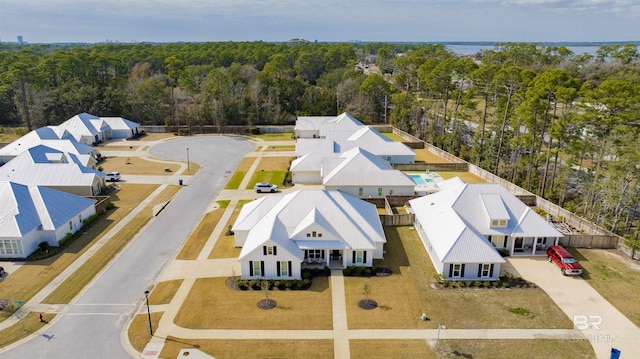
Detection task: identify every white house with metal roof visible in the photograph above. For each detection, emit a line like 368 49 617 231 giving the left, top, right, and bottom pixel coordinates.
409 178 563 281
295 112 363 139
0 181 96 259
57 113 140 145
0 145 105 196
322 147 415 197
232 189 386 279
0 126 98 167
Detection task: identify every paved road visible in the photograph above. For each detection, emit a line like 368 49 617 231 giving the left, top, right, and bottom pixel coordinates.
0 136 255 359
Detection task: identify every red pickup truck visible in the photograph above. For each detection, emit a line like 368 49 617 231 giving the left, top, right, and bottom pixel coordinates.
547 245 582 276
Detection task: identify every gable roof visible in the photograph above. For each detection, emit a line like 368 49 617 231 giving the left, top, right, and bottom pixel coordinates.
319 112 365 140
410 179 562 263
0 181 95 237
322 147 415 187
237 189 385 259
58 113 102 137
29 186 96 230
0 145 104 187
101 117 139 130
0 182 41 237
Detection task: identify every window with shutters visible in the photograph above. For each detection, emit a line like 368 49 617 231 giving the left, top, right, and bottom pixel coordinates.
355 250 364 264
252 261 262 276
266 246 274 255
279 261 289 276
481 263 491 277
452 263 462 277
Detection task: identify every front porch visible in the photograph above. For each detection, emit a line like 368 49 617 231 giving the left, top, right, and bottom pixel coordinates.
509 236 558 256
302 249 345 269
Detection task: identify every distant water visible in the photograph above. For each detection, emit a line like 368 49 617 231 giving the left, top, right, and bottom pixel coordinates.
447 44 601 56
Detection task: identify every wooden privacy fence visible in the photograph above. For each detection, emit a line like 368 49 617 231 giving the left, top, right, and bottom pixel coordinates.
559 235 619 249
379 214 415 226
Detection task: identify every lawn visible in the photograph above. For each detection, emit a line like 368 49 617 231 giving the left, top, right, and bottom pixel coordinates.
209 201 251 259
100 156 181 175
349 339 594 359
42 185 180 304
160 338 333 359
264 145 296 152
0 184 159 321
174 277 332 330
97 145 140 151
149 279 184 305
129 312 163 352
176 206 226 260
414 149 452 163
351 226 575 330
569 248 640 327
137 133 176 141
245 157 292 189
224 157 255 190
382 132 409 142
439 171 486 183
251 132 295 141
0 312 56 348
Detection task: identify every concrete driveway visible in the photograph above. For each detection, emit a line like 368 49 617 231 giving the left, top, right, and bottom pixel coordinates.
506 256 640 359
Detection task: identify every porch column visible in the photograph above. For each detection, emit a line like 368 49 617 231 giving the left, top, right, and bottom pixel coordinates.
509 237 515 255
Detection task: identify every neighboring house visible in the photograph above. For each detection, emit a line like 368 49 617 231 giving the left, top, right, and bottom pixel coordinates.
233 189 386 279
322 147 415 197
0 181 96 259
295 112 414 163
101 117 141 139
57 113 140 145
294 112 363 139
409 178 563 281
337 126 415 164
290 153 338 184
0 145 106 196
0 126 98 165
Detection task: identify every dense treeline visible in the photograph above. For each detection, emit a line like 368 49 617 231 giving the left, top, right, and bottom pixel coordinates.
0 40 639 245
387 42 640 246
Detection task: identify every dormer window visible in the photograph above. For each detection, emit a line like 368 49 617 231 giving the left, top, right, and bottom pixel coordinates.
491 219 507 227
481 194 510 229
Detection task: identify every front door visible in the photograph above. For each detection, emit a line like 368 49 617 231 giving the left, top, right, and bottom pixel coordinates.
331 250 341 260
514 237 523 250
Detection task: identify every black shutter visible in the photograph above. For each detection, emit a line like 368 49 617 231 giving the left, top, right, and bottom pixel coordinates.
277 262 281 276
363 251 367 264
503 237 507 248
304 250 308 259
321 250 325 259
288 261 292 276
449 264 453 278
249 261 254 276
477 264 482 277
461 264 465 277
260 261 265 277
263 246 267 255
489 264 494 277
273 246 277 255
352 251 356 263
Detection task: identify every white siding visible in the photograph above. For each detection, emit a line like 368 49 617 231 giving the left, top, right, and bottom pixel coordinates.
292 171 322 184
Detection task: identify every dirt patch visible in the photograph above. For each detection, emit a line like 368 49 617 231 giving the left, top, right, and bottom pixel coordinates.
599 249 640 273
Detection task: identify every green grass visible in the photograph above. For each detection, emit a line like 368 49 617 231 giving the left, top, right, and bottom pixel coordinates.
246 170 287 189
224 158 254 190
251 132 295 141
569 248 640 326
382 133 409 142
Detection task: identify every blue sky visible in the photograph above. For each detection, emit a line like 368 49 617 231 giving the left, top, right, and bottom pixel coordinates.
1 0 638 43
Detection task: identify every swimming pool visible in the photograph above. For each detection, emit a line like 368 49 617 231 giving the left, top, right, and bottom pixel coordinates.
410 174 434 186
